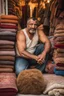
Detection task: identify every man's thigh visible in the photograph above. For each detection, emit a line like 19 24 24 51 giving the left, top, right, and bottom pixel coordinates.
15 57 29 75
29 44 45 66
30 44 49 72
34 43 44 55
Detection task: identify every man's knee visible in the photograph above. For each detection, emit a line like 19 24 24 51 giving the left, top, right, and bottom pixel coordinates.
15 58 29 75
35 43 44 55
38 44 44 51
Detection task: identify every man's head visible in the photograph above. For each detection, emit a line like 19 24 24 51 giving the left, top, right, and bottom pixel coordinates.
27 17 38 34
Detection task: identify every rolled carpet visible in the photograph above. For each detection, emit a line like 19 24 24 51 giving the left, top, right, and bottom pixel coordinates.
0 73 18 96
54 68 64 76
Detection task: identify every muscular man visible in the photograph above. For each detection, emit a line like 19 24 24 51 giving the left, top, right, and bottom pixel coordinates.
15 17 51 75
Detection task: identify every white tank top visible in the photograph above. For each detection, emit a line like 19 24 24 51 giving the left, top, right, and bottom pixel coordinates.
17 29 38 56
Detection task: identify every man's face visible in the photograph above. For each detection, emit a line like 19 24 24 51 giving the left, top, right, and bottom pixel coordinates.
27 19 37 34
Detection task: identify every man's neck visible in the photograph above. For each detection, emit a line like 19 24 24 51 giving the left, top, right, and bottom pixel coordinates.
26 28 35 40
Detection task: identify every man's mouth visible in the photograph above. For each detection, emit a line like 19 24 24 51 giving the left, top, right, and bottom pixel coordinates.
30 29 36 31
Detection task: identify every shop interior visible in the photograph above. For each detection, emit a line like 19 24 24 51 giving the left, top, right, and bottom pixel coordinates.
0 0 64 96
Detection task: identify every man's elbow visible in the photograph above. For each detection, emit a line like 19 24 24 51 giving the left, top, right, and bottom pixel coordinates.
48 40 51 50
46 39 51 49
19 50 25 57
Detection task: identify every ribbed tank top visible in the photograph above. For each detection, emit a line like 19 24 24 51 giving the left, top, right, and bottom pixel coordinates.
17 29 38 56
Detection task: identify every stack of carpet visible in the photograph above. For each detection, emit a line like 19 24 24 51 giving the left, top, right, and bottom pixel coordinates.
0 15 18 96
0 15 18 73
53 22 64 76
8 0 16 15
8 0 19 16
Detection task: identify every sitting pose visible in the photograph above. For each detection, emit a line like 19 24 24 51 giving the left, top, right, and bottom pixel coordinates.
15 17 51 75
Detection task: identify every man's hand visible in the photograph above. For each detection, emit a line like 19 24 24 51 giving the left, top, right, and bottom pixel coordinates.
37 52 46 64
38 24 44 30
33 54 45 65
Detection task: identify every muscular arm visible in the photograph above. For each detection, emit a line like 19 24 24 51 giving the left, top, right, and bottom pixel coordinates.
17 31 37 60
35 29 51 64
38 29 51 54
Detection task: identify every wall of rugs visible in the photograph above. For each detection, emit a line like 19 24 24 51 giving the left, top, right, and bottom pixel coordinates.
0 1 18 95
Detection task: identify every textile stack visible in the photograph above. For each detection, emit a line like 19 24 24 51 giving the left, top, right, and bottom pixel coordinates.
8 0 17 15
53 22 64 76
43 74 64 96
8 0 21 17
0 15 18 96
49 0 64 36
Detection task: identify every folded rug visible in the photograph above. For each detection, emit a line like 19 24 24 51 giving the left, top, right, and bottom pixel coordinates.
1 23 16 26
54 36 64 42
0 61 14 65
55 66 64 70
0 68 13 73
48 89 64 96
0 49 14 51
54 30 64 33
54 41 64 44
54 57 64 64
0 56 15 61
53 54 64 58
0 65 14 68
0 73 18 96
56 48 64 53
0 28 17 32
56 63 64 67
53 51 64 57
0 35 16 41
0 64 15 71
54 44 64 48
0 45 14 49
0 31 16 36
54 68 64 76
43 74 64 95
1 15 18 20
0 40 14 45
54 33 64 37
1 19 18 24
55 23 64 30
54 36 64 40
0 50 15 56
0 24 18 29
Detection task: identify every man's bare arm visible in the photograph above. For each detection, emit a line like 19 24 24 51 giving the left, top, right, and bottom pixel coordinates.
17 31 38 60
38 29 51 54
35 29 51 64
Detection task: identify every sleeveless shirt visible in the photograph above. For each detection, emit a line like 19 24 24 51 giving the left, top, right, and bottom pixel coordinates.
17 29 38 56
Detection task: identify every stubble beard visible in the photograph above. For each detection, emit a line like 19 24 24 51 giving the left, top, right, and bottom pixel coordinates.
29 29 36 34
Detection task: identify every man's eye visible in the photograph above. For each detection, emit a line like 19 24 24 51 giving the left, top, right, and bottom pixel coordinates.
29 23 37 26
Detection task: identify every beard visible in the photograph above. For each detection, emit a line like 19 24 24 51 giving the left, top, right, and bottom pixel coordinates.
29 29 36 34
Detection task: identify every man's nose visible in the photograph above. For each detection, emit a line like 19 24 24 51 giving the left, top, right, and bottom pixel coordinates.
32 24 35 28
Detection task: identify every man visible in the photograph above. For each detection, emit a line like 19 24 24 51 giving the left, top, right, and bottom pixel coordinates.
15 17 51 75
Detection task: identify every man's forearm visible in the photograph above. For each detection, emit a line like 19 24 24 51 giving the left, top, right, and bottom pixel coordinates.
42 41 51 54
20 50 37 60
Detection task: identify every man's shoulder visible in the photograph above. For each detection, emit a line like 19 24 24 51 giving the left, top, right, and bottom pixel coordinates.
18 28 25 34
17 29 25 37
